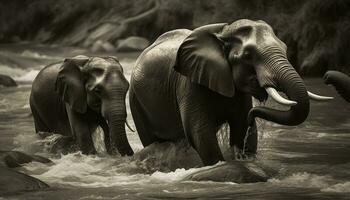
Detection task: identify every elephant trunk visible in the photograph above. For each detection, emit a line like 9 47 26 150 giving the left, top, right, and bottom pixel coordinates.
104 97 134 156
248 48 310 126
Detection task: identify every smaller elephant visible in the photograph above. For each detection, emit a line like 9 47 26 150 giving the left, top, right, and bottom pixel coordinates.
30 55 134 156
324 70 350 102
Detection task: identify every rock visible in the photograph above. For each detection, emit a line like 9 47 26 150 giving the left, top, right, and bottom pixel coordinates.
91 40 115 52
0 74 17 87
37 131 54 138
0 151 52 168
116 36 150 52
133 141 203 173
48 135 76 154
0 166 48 195
184 162 271 183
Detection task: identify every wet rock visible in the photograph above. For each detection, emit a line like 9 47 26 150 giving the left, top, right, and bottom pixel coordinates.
0 74 17 87
35 133 77 154
133 141 202 173
91 40 115 52
116 36 150 52
0 166 48 195
38 131 54 138
48 135 76 154
184 162 271 183
0 150 52 168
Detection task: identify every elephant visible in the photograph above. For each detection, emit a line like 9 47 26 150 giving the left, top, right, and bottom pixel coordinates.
324 70 350 102
30 55 134 156
129 19 332 166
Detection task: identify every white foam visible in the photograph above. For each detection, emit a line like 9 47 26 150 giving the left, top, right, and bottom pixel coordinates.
14 69 40 83
24 152 144 187
23 150 228 188
13 133 44 154
321 182 350 193
20 140 210 188
0 63 27 77
151 164 219 182
269 172 350 193
269 172 332 188
91 126 107 154
21 50 50 59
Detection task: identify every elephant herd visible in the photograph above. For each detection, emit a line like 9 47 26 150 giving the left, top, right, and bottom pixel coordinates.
30 19 349 166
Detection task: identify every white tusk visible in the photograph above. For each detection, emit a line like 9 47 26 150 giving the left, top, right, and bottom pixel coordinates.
125 121 135 132
307 91 334 101
265 87 297 106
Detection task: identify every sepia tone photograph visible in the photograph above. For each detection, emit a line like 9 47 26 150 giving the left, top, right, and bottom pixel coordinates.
0 0 349 199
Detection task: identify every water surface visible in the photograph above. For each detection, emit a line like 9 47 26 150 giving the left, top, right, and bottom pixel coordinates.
0 44 349 200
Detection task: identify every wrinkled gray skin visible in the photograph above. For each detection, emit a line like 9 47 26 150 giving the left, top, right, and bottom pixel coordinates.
30 55 133 156
130 20 312 166
324 70 350 102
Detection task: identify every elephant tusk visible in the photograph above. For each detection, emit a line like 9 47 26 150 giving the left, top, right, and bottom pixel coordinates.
125 121 135 132
307 91 333 101
265 87 297 106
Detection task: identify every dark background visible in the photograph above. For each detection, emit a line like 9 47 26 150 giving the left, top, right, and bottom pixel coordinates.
1 0 350 76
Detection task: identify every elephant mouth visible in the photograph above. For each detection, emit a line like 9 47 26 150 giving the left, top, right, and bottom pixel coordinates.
88 97 102 112
251 87 268 102
249 77 268 102
91 102 101 110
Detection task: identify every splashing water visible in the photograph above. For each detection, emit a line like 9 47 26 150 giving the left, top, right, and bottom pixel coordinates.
92 126 107 154
1 45 350 199
242 126 252 155
14 69 40 83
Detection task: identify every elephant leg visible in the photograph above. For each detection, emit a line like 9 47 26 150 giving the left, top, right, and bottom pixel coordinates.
30 103 50 135
129 91 159 147
65 104 96 154
228 94 257 157
178 90 224 165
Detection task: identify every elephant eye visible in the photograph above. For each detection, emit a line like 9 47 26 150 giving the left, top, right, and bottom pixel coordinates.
242 51 252 60
92 85 103 96
242 50 252 60
92 68 104 76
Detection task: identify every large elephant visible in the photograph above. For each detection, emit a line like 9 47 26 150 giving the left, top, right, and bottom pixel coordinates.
30 55 133 156
130 19 332 166
324 70 350 102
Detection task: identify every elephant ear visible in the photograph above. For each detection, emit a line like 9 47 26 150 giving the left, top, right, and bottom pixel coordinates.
55 55 90 113
174 26 235 97
193 23 228 34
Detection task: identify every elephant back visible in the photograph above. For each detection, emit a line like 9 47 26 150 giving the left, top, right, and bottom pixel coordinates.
31 62 63 101
132 29 192 86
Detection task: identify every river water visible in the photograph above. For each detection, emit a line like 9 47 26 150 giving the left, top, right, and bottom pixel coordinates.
0 43 349 199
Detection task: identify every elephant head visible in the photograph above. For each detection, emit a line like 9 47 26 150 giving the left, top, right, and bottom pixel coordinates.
55 55 133 156
175 19 332 126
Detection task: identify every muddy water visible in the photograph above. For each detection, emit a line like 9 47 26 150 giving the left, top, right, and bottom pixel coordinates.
0 44 349 199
